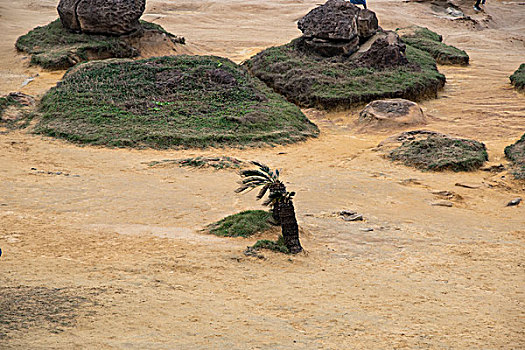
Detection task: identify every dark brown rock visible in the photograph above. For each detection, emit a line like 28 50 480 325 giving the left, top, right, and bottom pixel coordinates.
57 0 146 35
57 0 81 32
297 0 379 57
351 31 408 68
357 9 378 41
298 0 360 41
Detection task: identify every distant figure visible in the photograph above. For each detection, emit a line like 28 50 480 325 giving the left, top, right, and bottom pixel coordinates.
349 0 367 9
473 0 486 11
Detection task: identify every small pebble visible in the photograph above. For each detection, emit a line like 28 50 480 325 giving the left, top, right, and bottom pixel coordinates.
360 228 374 232
506 198 522 207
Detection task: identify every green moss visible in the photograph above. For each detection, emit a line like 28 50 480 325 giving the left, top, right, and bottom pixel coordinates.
397 26 469 65
252 235 290 254
504 133 525 179
15 19 182 70
510 64 525 90
34 55 318 148
389 135 488 171
207 210 273 237
244 40 445 110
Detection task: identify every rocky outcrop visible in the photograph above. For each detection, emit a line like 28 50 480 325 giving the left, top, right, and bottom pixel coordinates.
58 0 146 35
358 99 426 129
352 31 407 68
377 130 488 172
297 0 378 57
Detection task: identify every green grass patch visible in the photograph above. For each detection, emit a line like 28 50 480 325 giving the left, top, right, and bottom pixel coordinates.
252 236 290 254
244 39 445 110
389 135 488 171
34 55 318 148
207 210 273 237
504 133 525 179
397 26 469 65
510 64 525 90
15 19 180 70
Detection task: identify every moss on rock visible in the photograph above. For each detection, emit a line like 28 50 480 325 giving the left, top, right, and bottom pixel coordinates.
15 19 182 70
504 133 525 179
389 133 488 171
35 55 318 148
244 39 445 110
397 26 469 65
510 64 525 90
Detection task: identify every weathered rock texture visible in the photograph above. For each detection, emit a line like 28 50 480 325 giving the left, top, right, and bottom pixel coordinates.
58 0 146 35
297 0 378 57
352 31 407 68
358 99 426 129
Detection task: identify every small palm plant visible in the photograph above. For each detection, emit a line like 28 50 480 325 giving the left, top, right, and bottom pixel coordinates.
235 161 286 224
236 162 303 254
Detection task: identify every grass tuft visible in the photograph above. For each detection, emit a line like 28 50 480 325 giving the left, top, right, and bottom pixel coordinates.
504 133 525 179
397 26 469 65
0 96 21 117
244 40 445 110
207 210 273 237
252 235 290 254
34 55 318 148
510 64 525 90
389 135 488 171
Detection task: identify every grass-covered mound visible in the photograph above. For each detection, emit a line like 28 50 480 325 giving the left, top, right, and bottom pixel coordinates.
510 64 525 90
505 134 525 179
397 26 469 65
35 55 319 148
207 210 273 237
15 19 182 70
389 133 488 171
244 40 445 110
252 236 290 254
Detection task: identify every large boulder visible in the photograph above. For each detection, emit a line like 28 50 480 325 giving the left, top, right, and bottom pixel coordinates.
297 0 378 57
298 0 360 41
358 99 426 129
58 0 146 35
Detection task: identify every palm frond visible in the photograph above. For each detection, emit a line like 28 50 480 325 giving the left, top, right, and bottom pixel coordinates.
251 161 270 173
239 169 271 180
256 183 270 200
234 185 252 193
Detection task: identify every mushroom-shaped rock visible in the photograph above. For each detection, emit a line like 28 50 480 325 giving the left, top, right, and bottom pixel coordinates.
358 99 426 129
298 0 360 41
58 0 146 35
297 0 379 57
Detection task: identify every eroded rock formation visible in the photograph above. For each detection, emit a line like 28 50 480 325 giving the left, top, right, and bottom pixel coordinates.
358 99 426 129
58 0 146 35
297 0 379 57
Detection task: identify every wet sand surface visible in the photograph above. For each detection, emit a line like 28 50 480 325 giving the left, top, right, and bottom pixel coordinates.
0 0 524 348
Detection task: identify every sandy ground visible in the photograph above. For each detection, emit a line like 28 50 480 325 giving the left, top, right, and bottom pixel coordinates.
1 0 524 349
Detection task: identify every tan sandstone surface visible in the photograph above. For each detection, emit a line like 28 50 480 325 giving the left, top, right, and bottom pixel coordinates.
0 0 524 349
